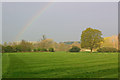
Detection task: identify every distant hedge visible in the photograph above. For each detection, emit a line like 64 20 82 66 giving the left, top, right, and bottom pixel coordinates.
2 46 15 53
37 48 41 51
33 49 37 52
49 48 55 52
97 47 117 52
41 48 47 52
69 46 81 52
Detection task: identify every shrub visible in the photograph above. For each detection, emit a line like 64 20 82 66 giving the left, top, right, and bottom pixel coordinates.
37 48 41 51
49 48 55 52
41 48 47 52
69 46 81 52
33 49 37 52
97 47 117 52
4 46 14 53
15 45 22 52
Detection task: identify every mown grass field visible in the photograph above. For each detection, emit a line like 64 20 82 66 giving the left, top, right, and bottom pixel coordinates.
2 52 118 78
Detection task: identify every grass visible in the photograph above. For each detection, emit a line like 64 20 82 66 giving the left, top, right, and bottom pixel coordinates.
2 52 118 78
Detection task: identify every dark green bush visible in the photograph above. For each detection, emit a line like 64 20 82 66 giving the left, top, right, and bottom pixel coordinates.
33 49 37 52
49 48 55 52
4 46 14 53
41 48 47 52
15 45 22 52
69 46 81 52
97 47 117 52
37 48 41 51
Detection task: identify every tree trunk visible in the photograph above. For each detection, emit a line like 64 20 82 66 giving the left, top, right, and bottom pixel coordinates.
90 48 92 53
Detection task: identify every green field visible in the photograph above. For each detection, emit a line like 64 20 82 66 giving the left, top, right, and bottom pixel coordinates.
2 52 118 78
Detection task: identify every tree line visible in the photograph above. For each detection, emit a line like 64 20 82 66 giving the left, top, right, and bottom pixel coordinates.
0 28 119 53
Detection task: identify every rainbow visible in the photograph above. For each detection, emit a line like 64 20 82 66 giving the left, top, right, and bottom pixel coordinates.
15 2 54 41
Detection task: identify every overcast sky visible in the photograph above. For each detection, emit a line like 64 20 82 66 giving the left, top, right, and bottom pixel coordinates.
2 2 118 42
